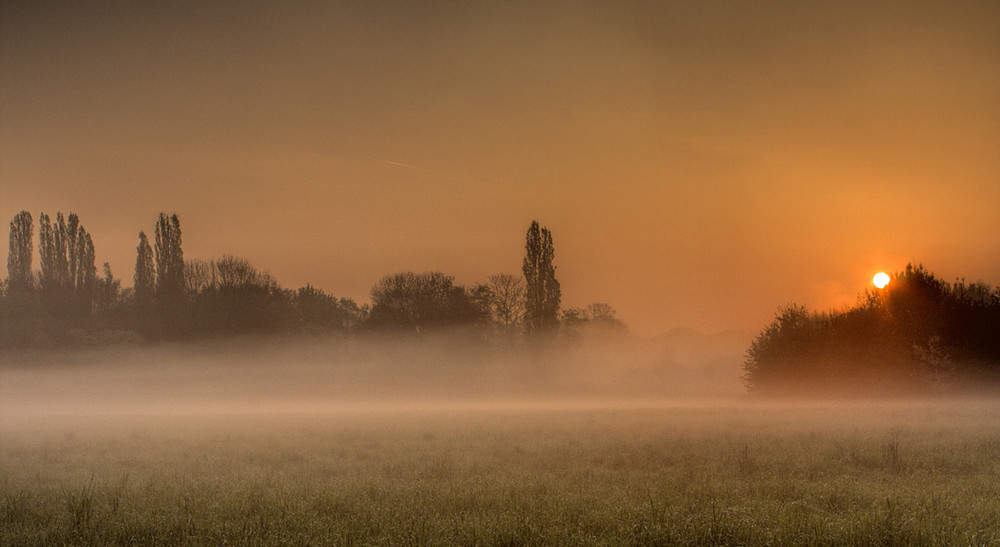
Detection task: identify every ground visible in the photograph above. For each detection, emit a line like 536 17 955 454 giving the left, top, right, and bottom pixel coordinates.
2 399 999 545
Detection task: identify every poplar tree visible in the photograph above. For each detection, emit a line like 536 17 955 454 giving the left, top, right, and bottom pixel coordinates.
38 213 56 291
154 213 184 301
66 213 79 287
522 220 561 336
134 231 155 305
75 227 96 294
54 213 69 289
6 211 34 293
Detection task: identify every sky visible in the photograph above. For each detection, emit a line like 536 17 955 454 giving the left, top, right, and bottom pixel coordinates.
2 0 998 336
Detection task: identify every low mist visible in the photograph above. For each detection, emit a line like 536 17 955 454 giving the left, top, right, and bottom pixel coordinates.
0 330 749 417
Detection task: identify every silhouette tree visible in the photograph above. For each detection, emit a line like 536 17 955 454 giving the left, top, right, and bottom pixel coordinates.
561 307 587 327
584 303 627 331
465 283 494 328
743 263 1000 395
94 262 121 315
368 271 483 333
560 303 627 341
212 255 274 290
154 213 184 302
133 231 155 306
38 213 57 292
522 221 561 337
487 273 525 338
196 255 285 334
6 211 34 293
2 211 37 347
5 208 637 350
742 305 813 393
66 213 80 287
294 284 363 333
35 211 97 298
183 259 213 299
53 213 69 289
75 227 96 296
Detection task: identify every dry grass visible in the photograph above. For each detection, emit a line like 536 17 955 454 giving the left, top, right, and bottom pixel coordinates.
3 400 1000 545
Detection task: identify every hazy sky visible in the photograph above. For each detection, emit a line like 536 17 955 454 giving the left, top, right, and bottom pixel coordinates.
2 0 998 335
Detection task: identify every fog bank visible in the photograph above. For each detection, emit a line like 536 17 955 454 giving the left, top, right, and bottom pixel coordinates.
0 330 749 416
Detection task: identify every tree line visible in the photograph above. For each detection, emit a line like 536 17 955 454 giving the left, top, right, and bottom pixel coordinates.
743 264 1000 395
2 212 624 348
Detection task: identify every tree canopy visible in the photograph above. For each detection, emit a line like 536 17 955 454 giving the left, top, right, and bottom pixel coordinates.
2 213 621 349
523 220 561 338
368 271 486 334
744 264 1000 395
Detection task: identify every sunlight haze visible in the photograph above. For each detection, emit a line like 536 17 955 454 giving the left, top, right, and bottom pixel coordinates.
2 0 998 335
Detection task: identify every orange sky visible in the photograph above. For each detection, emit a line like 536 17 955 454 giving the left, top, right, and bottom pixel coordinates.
2 1 998 335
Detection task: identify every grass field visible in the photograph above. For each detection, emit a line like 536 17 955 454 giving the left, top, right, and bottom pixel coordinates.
3 400 1000 545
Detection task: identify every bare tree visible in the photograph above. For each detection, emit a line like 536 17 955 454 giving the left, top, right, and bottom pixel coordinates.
184 259 213 298
487 273 525 337
212 256 274 291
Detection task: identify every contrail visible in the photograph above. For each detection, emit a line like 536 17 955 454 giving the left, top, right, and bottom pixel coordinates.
382 160 432 171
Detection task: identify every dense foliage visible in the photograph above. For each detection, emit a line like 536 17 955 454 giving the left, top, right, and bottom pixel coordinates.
744 264 1000 395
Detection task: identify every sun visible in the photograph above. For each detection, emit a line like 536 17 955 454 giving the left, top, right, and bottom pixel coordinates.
873 272 891 289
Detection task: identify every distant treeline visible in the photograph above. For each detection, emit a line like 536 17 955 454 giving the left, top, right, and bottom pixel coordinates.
2 211 624 348
744 264 1000 395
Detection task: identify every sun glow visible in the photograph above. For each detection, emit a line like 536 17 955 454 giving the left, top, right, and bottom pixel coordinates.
873 272 891 289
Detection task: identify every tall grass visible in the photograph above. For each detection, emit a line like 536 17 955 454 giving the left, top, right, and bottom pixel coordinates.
3 400 999 545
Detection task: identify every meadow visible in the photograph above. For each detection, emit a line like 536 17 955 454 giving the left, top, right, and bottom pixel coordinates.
3 399 999 545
